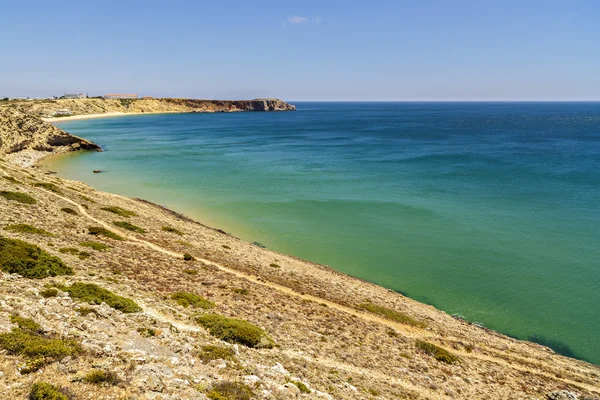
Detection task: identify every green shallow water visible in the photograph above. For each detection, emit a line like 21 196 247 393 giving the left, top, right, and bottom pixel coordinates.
44 102 600 364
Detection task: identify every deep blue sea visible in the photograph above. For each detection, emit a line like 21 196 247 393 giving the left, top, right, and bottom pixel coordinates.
46 102 600 364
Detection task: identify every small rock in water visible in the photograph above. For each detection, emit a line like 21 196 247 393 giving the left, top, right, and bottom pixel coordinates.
93 169 103 173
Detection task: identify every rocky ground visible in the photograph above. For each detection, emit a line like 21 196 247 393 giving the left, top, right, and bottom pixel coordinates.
0 102 599 399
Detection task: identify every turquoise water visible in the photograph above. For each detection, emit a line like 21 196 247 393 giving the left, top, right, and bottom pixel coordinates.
46 102 600 364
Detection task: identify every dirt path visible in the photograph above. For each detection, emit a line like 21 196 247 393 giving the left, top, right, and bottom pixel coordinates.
34 186 600 396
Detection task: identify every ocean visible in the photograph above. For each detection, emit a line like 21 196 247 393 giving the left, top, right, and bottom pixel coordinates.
45 102 600 364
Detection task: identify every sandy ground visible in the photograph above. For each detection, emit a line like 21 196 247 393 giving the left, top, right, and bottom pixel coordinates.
42 111 181 122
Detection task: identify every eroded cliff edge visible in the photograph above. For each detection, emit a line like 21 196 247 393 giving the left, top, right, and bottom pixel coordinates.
6 97 296 118
0 108 101 167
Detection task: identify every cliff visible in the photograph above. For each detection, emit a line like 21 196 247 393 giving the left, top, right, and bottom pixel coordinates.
0 108 100 167
5 97 296 118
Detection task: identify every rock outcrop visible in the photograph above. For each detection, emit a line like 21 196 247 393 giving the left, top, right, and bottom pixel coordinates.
0 108 99 154
6 97 295 118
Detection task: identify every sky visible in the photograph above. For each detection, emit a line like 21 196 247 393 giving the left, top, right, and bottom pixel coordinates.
0 0 599 101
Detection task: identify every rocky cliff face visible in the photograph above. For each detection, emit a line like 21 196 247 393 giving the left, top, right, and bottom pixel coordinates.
0 108 99 156
7 97 295 117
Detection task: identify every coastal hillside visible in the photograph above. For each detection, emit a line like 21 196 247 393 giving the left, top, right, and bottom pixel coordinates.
0 107 599 399
0 108 100 167
2 97 296 118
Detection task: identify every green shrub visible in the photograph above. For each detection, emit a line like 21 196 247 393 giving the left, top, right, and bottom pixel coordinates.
76 307 97 317
113 221 146 233
88 226 123 240
0 236 73 278
10 315 43 334
29 382 68 400
80 195 95 203
0 328 81 373
269 263 281 268
171 292 214 309
79 241 110 251
358 302 425 328
183 253 195 261
0 190 36 204
2 175 21 184
207 381 252 400
232 288 248 295
40 288 58 298
58 248 90 260
60 207 78 215
5 224 53 236
33 182 62 194
198 345 235 362
58 283 141 313
162 226 183 235
195 314 274 348
136 327 157 337
291 380 311 394
83 369 120 385
183 269 198 275
416 340 460 364
100 206 135 217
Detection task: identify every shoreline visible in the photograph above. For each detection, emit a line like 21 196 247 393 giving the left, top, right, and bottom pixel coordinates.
42 110 182 122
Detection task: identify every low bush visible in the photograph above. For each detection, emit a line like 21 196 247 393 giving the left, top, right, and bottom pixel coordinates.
60 207 78 215
162 226 183 235
10 315 43 334
359 302 425 328
88 226 123 240
100 206 135 217
79 241 110 251
58 248 91 260
40 288 58 298
183 269 198 275
183 253 195 261
0 327 82 374
269 263 281 268
198 345 235 362
33 182 62 194
416 340 460 364
136 327 157 337
83 369 120 385
0 190 36 204
195 314 274 348
113 221 146 233
207 381 253 400
58 283 141 313
232 288 248 295
80 195 95 203
29 382 68 400
171 292 214 309
0 236 73 278
5 224 53 236
2 175 21 184
291 380 311 394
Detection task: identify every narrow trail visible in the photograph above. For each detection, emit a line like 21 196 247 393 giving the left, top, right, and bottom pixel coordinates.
30 184 600 396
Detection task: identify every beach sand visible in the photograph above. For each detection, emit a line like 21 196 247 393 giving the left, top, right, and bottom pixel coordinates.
42 111 180 122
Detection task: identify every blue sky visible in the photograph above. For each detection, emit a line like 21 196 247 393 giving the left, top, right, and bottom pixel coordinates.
1 0 598 100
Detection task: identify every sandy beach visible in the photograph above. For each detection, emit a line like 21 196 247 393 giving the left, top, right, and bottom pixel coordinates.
42 111 180 122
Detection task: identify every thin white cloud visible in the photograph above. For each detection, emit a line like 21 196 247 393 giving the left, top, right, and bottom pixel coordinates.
288 16 309 24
